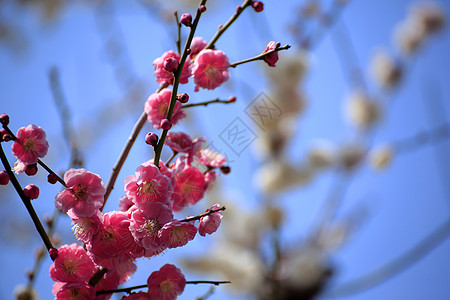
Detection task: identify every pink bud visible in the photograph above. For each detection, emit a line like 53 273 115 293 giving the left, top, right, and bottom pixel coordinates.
236 5 243 13
228 96 237 103
47 173 58 184
145 132 159 146
160 119 172 130
24 184 39 199
199 5 207 12
49 247 59 260
180 13 192 27
0 129 11 142
0 170 9 185
25 164 38 176
0 113 9 126
177 93 189 103
220 166 231 174
252 1 264 12
164 57 179 73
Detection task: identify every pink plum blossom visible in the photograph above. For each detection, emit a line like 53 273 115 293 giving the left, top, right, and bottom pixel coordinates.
195 148 227 168
203 170 217 190
53 282 95 300
165 132 194 153
198 204 223 236
129 203 173 251
159 220 197 249
144 88 186 129
55 169 106 217
263 41 279 67
153 50 191 85
171 165 205 211
165 132 205 165
120 292 152 300
191 49 230 91
118 195 134 212
49 243 95 283
189 37 208 59
124 163 173 212
11 124 49 165
68 209 103 244
147 264 186 300
90 211 135 259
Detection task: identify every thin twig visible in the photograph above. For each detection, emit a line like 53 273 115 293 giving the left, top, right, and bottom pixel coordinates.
392 123 450 154
196 286 216 300
96 280 230 295
324 218 450 297
153 0 208 167
174 11 182 54
230 45 291 68
0 143 54 253
181 206 226 223
205 0 253 49
49 67 82 168
165 151 178 167
101 82 166 211
181 98 231 109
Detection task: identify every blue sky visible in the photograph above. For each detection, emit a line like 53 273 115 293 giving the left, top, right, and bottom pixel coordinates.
1 0 450 299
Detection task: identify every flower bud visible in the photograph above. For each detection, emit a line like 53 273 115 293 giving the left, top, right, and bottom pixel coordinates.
23 184 39 199
160 119 172 130
177 93 189 103
47 173 58 184
145 132 159 146
180 13 192 27
164 57 179 73
49 247 59 260
0 170 9 185
228 96 237 103
25 164 38 176
252 1 264 12
236 5 243 13
0 113 9 126
0 128 11 142
199 5 207 13
220 166 231 174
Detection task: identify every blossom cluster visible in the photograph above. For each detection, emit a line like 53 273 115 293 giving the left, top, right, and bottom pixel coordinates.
50 141 225 299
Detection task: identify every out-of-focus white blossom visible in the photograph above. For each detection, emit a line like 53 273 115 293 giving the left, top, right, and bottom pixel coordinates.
255 160 314 193
280 247 330 289
14 285 38 300
307 140 337 170
369 144 394 170
266 50 309 89
394 1 446 56
346 91 381 130
253 115 298 159
182 244 265 295
370 48 403 89
337 142 366 170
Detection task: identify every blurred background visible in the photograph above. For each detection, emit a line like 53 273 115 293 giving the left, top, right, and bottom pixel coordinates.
1 0 450 299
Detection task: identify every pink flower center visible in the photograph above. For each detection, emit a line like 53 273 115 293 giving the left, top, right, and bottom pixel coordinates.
62 258 77 274
158 103 169 116
101 228 115 242
204 65 218 79
73 218 92 237
139 180 160 197
160 279 174 293
141 218 161 236
72 185 89 201
70 288 80 297
22 138 36 151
